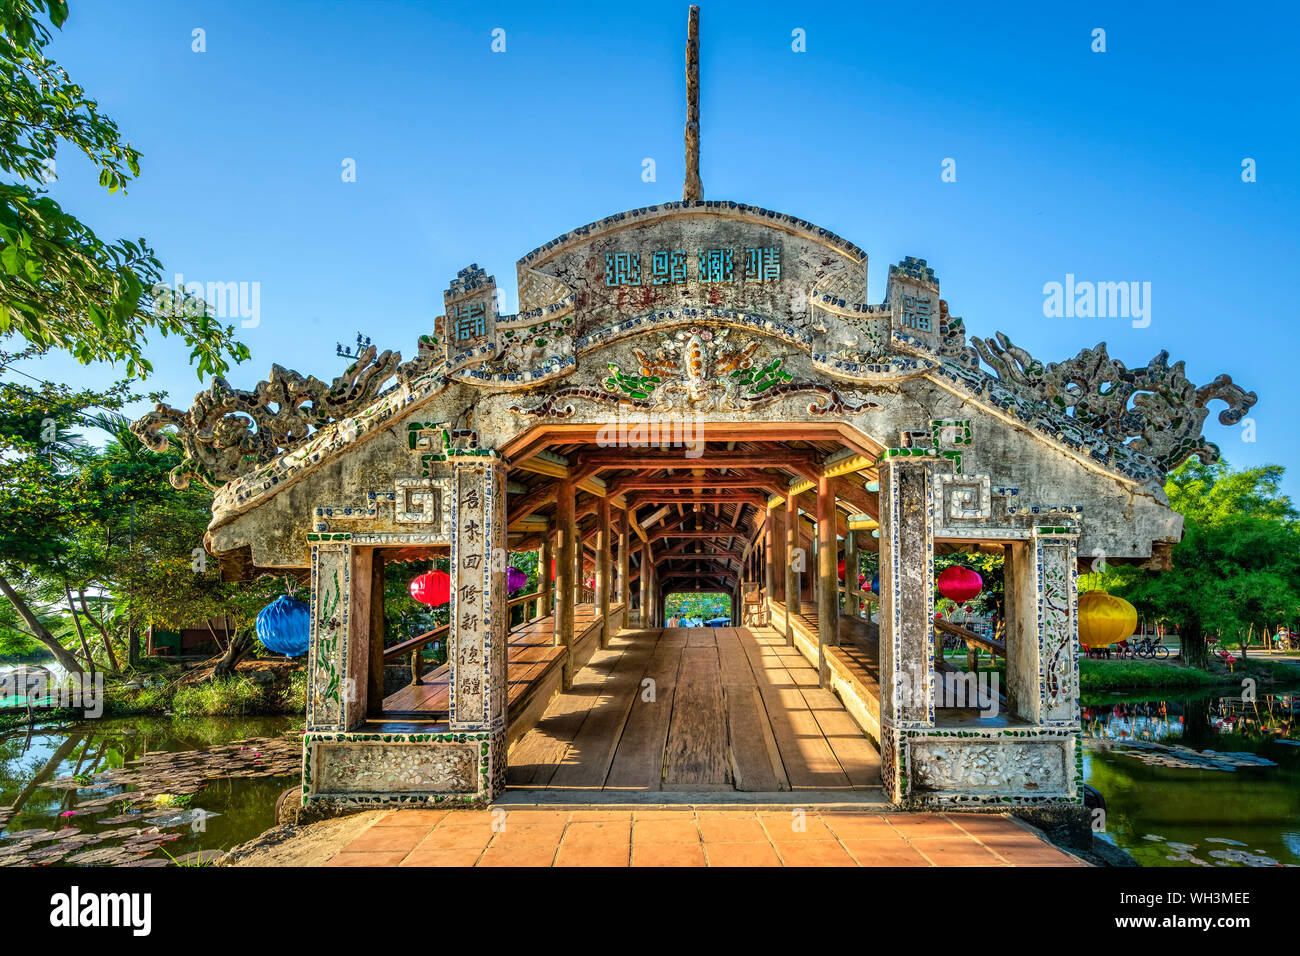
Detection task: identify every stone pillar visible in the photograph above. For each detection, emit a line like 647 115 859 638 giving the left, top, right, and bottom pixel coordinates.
306 539 366 732
539 525 553 626
555 479 576 687
596 495 611 647
445 454 509 797
784 489 800 645
878 455 937 803
1006 531 1079 726
816 476 838 686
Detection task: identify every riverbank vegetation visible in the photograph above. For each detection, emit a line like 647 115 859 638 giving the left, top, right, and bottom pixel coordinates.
1080 655 1300 691
1095 459 1300 669
0 662 306 731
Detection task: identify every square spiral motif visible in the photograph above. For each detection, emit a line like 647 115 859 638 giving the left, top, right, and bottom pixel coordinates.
938 473 991 521
395 478 447 526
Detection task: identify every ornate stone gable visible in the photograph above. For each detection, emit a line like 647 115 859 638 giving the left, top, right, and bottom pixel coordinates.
132 201 1255 534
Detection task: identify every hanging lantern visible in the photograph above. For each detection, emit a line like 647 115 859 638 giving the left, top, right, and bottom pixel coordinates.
837 558 846 580
584 576 595 591
507 566 527 593
937 565 983 606
550 559 556 578
255 595 310 657
1078 590 1137 649
870 573 879 596
410 569 451 607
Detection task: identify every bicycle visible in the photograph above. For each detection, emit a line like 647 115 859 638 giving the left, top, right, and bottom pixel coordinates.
1131 636 1170 660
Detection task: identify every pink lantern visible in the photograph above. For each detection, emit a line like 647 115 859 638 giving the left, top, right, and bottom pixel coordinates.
936 565 982 606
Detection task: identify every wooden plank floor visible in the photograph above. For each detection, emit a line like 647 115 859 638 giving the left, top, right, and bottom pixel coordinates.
507 625 881 792
382 603 599 715
781 603 882 695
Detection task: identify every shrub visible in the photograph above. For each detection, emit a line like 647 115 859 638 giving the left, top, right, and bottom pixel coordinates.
283 667 308 711
1079 659 1219 691
171 676 269 716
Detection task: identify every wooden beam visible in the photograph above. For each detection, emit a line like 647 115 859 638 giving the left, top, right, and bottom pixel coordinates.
596 495 611 648
831 475 878 520
649 527 746 541
616 508 630 607
555 478 576 686
626 492 767 510
785 486 800 631
539 523 553 621
816 474 837 687
575 449 819 473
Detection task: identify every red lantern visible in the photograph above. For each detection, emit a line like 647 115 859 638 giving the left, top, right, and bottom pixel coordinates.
837 558 846 580
936 565 982 606
410 569 451 607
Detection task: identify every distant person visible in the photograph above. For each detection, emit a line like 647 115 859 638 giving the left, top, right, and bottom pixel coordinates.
666 614 680 627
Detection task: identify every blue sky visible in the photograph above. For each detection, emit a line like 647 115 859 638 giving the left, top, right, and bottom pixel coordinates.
20 0 1300 496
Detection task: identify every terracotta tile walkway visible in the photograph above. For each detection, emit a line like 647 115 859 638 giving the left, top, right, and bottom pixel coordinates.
323 808 1086 867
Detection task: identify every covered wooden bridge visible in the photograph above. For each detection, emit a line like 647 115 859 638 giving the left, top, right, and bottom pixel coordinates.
130 23 1253 811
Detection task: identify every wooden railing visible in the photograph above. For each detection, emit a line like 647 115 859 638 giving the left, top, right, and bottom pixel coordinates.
837 581 879 622
934 617 1005 671
508 589 553 628
383 625 448 686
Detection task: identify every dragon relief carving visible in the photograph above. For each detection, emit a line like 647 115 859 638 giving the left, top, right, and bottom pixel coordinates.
511 327 880 419
972 332 1256 476
131 345 431 490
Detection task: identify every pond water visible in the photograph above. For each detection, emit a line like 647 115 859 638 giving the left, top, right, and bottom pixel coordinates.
1083 686 1300 867
0 715 302 866
3 685 1298 867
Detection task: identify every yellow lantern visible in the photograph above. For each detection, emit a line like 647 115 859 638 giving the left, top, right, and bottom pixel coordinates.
1077 590 1138 648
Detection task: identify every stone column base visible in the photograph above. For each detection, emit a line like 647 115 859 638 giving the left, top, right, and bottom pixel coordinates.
302 728 507 810
885 724 1082 808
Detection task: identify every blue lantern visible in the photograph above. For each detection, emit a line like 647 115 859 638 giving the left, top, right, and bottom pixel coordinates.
256 595 311 657
870 573 879 596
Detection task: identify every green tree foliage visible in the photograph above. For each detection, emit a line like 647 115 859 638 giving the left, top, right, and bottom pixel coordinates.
665 592 730 622
1098 459 1300 668
0 362 139 671
0 0 248 378
0 371 292 674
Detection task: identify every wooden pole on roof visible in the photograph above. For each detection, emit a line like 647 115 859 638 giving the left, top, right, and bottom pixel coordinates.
683 5 703 202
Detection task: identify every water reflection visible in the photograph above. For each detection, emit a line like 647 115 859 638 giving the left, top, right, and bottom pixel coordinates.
0 716 301 866
1084 687 1300 867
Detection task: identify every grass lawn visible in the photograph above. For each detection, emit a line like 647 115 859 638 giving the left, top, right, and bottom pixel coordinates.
1079 655 1300 691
